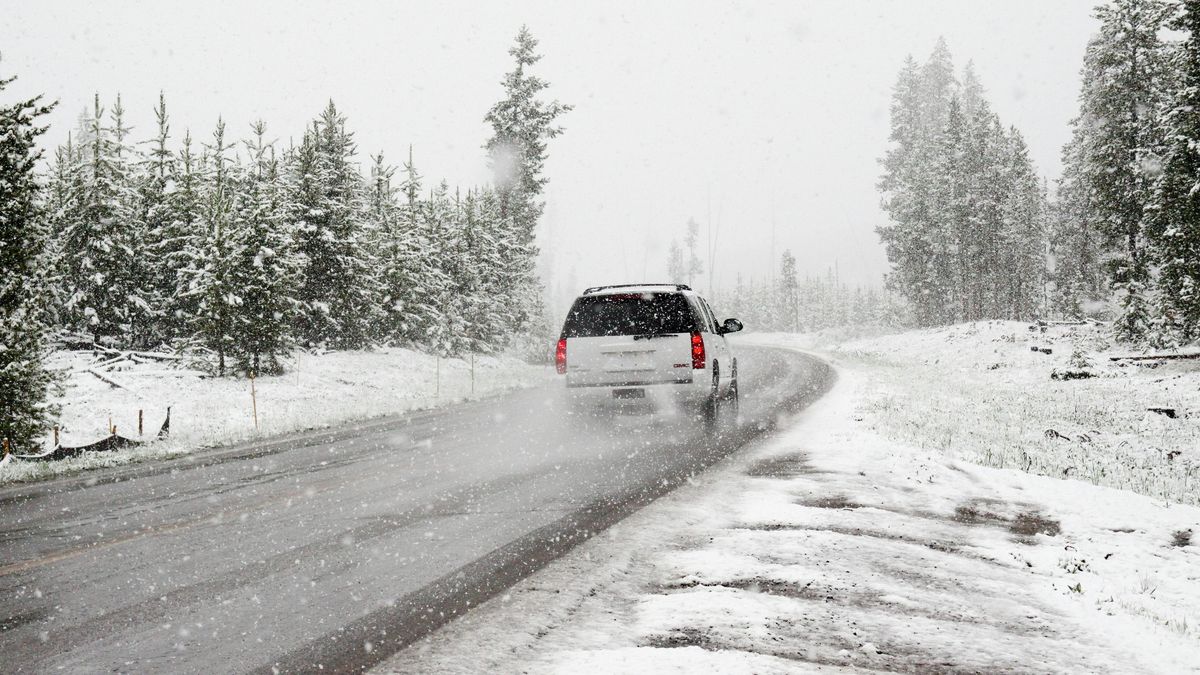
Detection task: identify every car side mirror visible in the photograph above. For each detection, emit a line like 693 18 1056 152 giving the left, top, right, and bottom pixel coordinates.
720 318 743 334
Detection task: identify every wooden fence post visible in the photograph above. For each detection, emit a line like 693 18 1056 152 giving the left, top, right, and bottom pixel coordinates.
250 372 259 431
53 425 60 447
138 409 144 437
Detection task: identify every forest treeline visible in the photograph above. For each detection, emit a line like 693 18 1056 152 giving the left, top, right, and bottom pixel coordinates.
880 0 1200 346
46 97 541 371
659 218 905 333
45 28 567 372
713 251 907 334
0 27 569 448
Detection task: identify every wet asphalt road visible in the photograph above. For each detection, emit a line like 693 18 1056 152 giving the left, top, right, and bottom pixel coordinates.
0 346 833 674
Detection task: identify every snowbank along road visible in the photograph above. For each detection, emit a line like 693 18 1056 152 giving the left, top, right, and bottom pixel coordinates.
0 345 832 673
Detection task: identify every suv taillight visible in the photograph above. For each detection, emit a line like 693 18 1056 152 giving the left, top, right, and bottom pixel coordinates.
556 338 568 374
691 332 705 369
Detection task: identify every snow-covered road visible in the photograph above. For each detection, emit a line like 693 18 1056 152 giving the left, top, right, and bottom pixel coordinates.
381 340 1200 674
0 346 831 673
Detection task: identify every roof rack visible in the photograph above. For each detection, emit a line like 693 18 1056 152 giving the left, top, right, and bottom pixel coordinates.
582 283 691 295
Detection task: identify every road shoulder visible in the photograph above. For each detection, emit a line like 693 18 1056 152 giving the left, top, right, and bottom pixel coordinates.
376 348 1200 674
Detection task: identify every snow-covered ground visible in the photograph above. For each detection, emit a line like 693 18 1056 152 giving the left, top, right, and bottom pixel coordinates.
757 321 1200 507
0 348 551 483
378 328 1200 674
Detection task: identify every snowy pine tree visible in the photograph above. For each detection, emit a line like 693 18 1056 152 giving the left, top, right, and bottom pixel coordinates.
684 218 704 288
185 119 238 374
163 131 204 341
999 129 1048 320
109 95 155 347
60 94 150 347
484 26 571 344
1148 0 1200 341
667 240 685 284
458 187 509 352
1051 133 1110 319
777 250 800 332
42 135 81 331
1068 0 1174 341
422 181 467 356
291 102 381 350
0 70 57 450
878 52 950 326
228 122 301 374
377 149 449 348
139 92 182 344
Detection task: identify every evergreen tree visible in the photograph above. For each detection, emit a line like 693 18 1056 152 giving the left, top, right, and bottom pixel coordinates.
667 240 685 283
42 134 80 330
164 131 204 341
459 187 509 352
920 38 957 137
291 102 381 350
999 129 1048 320
483 26 571 339
377 148 449 348
228 121 300 374
1051 134 1110 318
0 70 57 450
777 250 800 331
684 217 704 288
422 181 464 355
1148 0 1200 341
109 95 155 347
186 118 238 374
931 95 970 322
140 92 182 344
1069 0 1174 341
60 94 149 346
370 152 405 342
877 50 953 326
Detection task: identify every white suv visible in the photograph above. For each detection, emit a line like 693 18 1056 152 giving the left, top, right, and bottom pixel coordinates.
555 284 743 421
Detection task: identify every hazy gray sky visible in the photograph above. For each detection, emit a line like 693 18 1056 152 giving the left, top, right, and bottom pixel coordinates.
2 0 1098 307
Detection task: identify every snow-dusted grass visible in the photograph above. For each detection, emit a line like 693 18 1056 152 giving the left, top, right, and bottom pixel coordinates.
746 322 1200 507
378 337 1200 674
0 348 551 484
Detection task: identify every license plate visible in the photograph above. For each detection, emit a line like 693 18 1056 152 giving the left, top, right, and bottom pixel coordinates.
612 388 646 399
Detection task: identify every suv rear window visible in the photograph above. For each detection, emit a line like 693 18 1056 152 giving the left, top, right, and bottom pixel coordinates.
561 293 699 338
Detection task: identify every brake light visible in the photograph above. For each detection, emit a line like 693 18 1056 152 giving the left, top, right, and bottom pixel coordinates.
691 332 705 369
556 338 568 374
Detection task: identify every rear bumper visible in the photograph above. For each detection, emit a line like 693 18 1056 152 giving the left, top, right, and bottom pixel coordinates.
565 376 694 388
564 364 704 389
563 371 711 410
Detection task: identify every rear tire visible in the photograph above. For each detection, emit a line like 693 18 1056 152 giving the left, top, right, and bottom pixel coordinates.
726 363 740 423
702 364 721 431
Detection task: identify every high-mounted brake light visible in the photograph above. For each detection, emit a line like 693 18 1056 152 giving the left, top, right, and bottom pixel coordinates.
555 338 568 374
691 332 705 369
